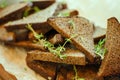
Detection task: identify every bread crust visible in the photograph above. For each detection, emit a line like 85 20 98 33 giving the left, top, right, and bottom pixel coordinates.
47 17 96 62
27 49 86 65
98 17 120 77
0 3 28 25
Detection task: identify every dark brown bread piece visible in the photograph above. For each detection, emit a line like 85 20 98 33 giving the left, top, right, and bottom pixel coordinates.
47 17 96 62
56 65 104 80
0 64 17 80
32 0 55 9
5 41 46 51
0 27 28 42
27 48 86 65
0 2 28 25
20 0 55 17
104 75 120 80
4 3 58 31
93 26 106 42
13 29 28 41
26 60 57 80
53 2 67 16
56 66 68 80
98 17 120 76
54 9 79 17
0 0 55 24
28 29 54 41
48 33 64 45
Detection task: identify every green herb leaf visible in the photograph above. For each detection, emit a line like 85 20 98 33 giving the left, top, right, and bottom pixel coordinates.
26 24 44 40
43 40 67 59
68 20 75 30
95 38 107 59
26 24 69 59
26 24 79 59
23 8 31 17
65 38 71 43
57 12 70 17
59 54 67 59
33 6 40 12
77 78 85 80
56 45 66 52
73 65 78 79
23 6 40 17
24 67 27 71
44 40 54 49
0 0 8 8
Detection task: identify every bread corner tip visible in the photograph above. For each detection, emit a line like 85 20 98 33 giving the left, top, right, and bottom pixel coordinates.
108 17 118 22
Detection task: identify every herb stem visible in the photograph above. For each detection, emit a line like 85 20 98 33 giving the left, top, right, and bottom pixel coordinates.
73 65 85 80
0 0 8 8
26 24 79 59
26 24 68 59
73 65 78 79
95 38 107 59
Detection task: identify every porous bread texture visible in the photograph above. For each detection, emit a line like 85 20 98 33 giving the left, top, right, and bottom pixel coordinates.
98 17 120 77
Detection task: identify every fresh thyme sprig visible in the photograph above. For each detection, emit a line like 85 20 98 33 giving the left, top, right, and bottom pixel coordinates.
73 65 85 80
68 20 75 30
57 12 70 17
95 38 107 59
23 6 40 17
23 8 31 17
0 0 8 8
33 6 40 12
26 24 72 59
27 24 43 41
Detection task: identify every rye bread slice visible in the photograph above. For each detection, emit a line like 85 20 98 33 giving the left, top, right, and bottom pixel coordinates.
104 75 120 80
47 17 96 62
31 0 55 9
93 26 106 42
0 28 28 42
26 60 57 80
48 33 64 45
0 2 28 25
98 17 120 76
0 64 17 80
4 3 58 31
13 29 28 41
5 41 46 51
56 65 104 80
55 9 79 17
27 48 86 65
20 0 55 17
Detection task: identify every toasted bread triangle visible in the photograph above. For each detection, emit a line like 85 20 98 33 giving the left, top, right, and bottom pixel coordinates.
98 17 120 76
4 3 58 31
47 17 96 62
27 49 86 65
26 60 57 80
0 2 28 24
57 65 104 80
93 26 106 42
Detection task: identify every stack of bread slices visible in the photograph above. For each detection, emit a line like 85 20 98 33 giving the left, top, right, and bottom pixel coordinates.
0 0 120 80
